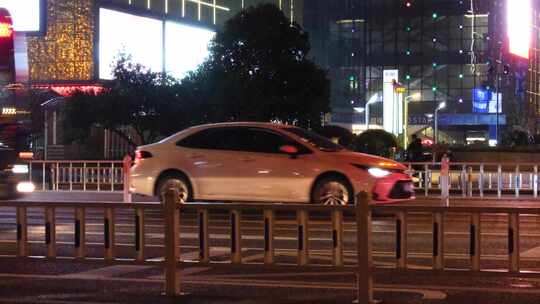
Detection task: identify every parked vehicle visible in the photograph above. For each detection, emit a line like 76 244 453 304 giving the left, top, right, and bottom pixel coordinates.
131 122 414 205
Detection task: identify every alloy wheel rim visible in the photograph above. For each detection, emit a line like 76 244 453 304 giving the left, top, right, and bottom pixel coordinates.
318 181 349 206
161 179 189 203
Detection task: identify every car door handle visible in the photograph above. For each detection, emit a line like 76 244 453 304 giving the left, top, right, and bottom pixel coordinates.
240 157 255 162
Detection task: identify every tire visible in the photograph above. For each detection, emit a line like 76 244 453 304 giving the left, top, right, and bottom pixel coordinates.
311 176 353 205
156 174 193 203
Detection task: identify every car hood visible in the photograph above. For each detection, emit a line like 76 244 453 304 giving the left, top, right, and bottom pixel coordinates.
328 151 407 171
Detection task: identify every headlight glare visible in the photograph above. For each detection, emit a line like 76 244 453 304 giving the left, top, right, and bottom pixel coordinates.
12 164 29 174
368 167 390 178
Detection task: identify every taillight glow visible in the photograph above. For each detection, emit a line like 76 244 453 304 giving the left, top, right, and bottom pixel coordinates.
134 150 152 164
0 22 12 38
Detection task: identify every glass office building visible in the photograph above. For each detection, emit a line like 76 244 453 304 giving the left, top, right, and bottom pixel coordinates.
305 0 534 144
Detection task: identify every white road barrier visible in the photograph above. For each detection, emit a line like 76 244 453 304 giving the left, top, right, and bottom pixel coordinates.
405 161 540 198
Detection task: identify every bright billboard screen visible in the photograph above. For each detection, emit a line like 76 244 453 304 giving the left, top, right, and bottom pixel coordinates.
99 8 163 80
99 8 214 80
0 0 41 32
507 0 532 59
165 22 214 79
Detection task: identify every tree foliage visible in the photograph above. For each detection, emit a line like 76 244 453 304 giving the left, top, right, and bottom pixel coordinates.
187 4 330 128
63 56 197 146
353 129 398 158
315 125 354 148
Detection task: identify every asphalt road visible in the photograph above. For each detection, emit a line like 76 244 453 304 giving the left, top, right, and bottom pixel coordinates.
1 192 540 303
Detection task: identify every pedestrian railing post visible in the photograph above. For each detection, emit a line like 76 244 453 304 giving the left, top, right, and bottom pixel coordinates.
74 207 86 259
424 164 429 197
515 165 520 198
163 188 181 296
433 212 444 270
123 156 132 202
461 165 467 197
355 192 374 304
135 208 145 262
297 209 309 266
45 207 56 258
41 163 45 191
16 206 28 257
396 211 407 269
479 165 484 198
198 209 210 263
97 163 101 191
509 213 520 273
55 162 59 190
83 163 87 191
263 209 275 265
497 165 502 198
69 162 73 191
535 165 538 198
467 166 473 197
332 209 344 267
104 208 115 260
230 210 242 264
470 213 481 271
110 163 115 192
441 156 449 200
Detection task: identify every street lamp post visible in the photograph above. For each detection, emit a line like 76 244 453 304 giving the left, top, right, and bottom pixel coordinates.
434 101 446 145
403 93 421 148
364 93 380 131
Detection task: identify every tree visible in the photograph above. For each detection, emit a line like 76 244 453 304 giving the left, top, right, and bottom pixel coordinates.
63 56 196 147
315 125 354 148
187 4 330 128
353 129 398 158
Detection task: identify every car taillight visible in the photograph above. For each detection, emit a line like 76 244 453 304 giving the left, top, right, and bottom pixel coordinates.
135 150 153 164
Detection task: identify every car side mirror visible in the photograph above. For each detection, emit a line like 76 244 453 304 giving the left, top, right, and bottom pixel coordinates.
279 145 299 158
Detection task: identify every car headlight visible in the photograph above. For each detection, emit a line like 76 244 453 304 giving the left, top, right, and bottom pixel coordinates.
16 182 35 193
368 167 391 178
12 164 29 174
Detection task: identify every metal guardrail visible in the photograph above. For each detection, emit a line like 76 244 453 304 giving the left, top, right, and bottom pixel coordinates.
3 192 540 300
405 161 540 198
27 160 125 192
25 157 133 202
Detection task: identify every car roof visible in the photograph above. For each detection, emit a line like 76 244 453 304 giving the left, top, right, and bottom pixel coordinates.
189 122 293 131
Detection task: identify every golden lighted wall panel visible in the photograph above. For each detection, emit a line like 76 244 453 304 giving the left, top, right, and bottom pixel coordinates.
27 0 94 82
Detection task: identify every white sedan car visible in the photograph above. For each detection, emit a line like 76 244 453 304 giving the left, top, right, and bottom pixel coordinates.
130 122 414 205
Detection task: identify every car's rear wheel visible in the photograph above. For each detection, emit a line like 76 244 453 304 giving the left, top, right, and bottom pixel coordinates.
311 177 353 205
156 174 192 203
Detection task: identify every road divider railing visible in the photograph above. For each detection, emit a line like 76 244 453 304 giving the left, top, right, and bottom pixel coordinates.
371 203 539 275
405 161 540 198
0 190 374 303
4 191 540 301
24 157 132 202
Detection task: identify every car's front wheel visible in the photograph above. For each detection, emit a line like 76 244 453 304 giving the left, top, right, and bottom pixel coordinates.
156 174 192 203
311 177 353 205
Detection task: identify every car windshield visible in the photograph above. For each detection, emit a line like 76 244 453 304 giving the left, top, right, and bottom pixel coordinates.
283 127 345 152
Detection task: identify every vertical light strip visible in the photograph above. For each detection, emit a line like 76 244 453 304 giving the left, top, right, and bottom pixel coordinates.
128 0 132 5
290 0 294 23
147 0 151 9
182 0 185 17
279 0 282 10
165 0 168 13
198 0 201 20
242 0 244 8
213 0 216 24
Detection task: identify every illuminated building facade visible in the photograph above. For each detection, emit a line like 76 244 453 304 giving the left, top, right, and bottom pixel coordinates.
305 0 534 145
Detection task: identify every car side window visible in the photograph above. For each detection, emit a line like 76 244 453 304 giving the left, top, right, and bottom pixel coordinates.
242 128 311 154
176 128 243 151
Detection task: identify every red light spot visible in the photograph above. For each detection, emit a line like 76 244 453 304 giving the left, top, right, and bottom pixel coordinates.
0 22 13 38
